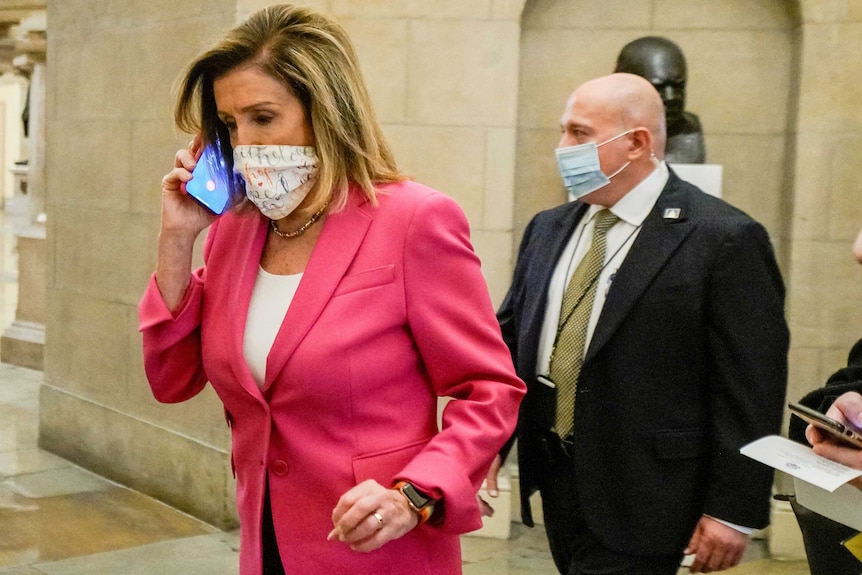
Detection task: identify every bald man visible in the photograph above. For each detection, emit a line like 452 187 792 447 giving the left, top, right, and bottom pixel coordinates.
494 74 788 574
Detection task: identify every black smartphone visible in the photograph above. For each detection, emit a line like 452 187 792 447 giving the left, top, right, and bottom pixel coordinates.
789 402 862 449
185 143 232 215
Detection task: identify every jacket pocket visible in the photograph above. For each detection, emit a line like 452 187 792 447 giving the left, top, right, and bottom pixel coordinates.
333 265 395 297
653 429 708 460
352 437 431 485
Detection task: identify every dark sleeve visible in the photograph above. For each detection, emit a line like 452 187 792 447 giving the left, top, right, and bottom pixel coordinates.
788 337 862 443
495 216 541 462
701 219 789 528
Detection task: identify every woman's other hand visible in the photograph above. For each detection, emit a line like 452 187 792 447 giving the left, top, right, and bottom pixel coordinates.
328 479 420 553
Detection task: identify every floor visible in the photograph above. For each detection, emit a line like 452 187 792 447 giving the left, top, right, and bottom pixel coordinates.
0 365 815 575
0 202 815 574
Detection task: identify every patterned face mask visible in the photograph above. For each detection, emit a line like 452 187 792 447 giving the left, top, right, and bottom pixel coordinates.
234 145 320 220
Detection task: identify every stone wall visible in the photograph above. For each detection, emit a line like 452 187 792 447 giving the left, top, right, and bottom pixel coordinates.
42 0 239 528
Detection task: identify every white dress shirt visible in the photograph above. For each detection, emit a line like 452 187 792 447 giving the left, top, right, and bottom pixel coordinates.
536 161 668 378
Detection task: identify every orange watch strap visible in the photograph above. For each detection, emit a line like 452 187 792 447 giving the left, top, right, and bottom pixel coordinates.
393 480 435 524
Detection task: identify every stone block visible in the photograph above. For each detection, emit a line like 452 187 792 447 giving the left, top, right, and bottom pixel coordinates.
0 320 44 371
518 29 635 131
705 134 787 240
513 127 564 243
407 19 519 127
522 0 650 30
655 0 797 30
341 18 409 124
385 125 486 225
671 30 794 136
0 233 45 371
471 230 514 310
483 128 516 232
39 384 238 529
798 22 862 133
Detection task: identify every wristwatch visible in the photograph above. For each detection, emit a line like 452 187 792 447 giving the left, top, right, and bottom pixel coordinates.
393 481 435 523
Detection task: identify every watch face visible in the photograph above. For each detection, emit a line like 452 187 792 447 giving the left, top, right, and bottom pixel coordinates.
402 483 431 508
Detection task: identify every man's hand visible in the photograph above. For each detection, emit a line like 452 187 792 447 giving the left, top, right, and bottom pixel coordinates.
478 455 502 517
684 515 749 573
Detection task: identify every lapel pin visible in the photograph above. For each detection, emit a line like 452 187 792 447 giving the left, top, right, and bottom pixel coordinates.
663 208 681 220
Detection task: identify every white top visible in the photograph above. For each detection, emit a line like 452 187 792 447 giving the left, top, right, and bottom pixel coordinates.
536 161 669 377
243 267 302 388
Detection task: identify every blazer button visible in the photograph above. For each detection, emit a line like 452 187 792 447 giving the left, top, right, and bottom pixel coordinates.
271 460 289 476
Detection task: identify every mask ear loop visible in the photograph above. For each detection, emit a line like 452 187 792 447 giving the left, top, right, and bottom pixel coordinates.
597 129 636 180
597 128 635 148
606 160 631 179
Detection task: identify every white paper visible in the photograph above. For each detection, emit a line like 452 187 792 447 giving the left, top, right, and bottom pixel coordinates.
794 478 862 531
740 435 862 492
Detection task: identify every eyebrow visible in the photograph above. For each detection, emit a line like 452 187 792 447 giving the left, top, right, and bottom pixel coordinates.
561 119 589 132
218 101 281 117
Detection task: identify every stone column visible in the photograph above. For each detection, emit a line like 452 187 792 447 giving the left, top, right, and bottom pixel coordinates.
0 24 45 370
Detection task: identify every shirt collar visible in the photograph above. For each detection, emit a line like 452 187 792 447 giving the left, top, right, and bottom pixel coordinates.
586 161 669 226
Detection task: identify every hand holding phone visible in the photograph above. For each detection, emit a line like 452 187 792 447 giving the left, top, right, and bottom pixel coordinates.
789 402 862 449
185 143 232 215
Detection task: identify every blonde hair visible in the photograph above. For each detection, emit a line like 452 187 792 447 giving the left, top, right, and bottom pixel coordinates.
174 4 404 211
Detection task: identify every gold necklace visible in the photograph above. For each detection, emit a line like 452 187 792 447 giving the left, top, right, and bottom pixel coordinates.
270 200 329 239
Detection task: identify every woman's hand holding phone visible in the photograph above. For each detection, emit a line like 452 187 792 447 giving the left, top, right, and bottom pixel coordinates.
156 136 221 312
161 136 220 240
185 141 233 216
791 402 862 449
799 393 862 490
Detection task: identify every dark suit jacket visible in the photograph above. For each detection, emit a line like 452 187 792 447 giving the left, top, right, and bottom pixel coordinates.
498 170 789 557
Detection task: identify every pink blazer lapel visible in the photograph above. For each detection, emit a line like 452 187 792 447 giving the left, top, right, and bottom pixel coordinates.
228 213 271 399
263 193 373 389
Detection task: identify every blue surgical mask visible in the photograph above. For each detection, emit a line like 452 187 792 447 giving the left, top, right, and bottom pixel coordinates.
556 130 633 202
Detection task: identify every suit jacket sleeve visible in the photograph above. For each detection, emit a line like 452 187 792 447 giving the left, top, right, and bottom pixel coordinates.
394 192 526 532
702 218 788 527
138 219 221 404
496 215 541 462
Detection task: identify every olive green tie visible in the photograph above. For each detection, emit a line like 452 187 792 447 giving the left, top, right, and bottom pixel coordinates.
551 209 619 439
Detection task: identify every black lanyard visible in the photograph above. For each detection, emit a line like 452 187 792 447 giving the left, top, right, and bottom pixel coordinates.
550 220 641 357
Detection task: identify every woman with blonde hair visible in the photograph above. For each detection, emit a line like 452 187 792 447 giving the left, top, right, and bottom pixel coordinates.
139 4 524 575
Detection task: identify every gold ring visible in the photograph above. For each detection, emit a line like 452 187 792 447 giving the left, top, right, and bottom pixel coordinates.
372 512 384 529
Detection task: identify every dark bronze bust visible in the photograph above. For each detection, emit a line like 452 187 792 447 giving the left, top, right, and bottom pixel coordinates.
615 36 705 164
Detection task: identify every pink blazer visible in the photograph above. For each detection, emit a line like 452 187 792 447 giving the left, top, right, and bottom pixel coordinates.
139 181 525 575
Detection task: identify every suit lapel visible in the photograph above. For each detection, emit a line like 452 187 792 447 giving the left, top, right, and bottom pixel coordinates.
521 203 588 366
263 193 372 389
585 176 695 363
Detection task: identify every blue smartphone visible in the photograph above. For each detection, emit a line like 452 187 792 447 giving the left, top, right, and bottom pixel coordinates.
185 143 232 215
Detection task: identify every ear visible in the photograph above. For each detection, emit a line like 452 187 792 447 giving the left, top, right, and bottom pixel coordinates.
627 127 653 160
